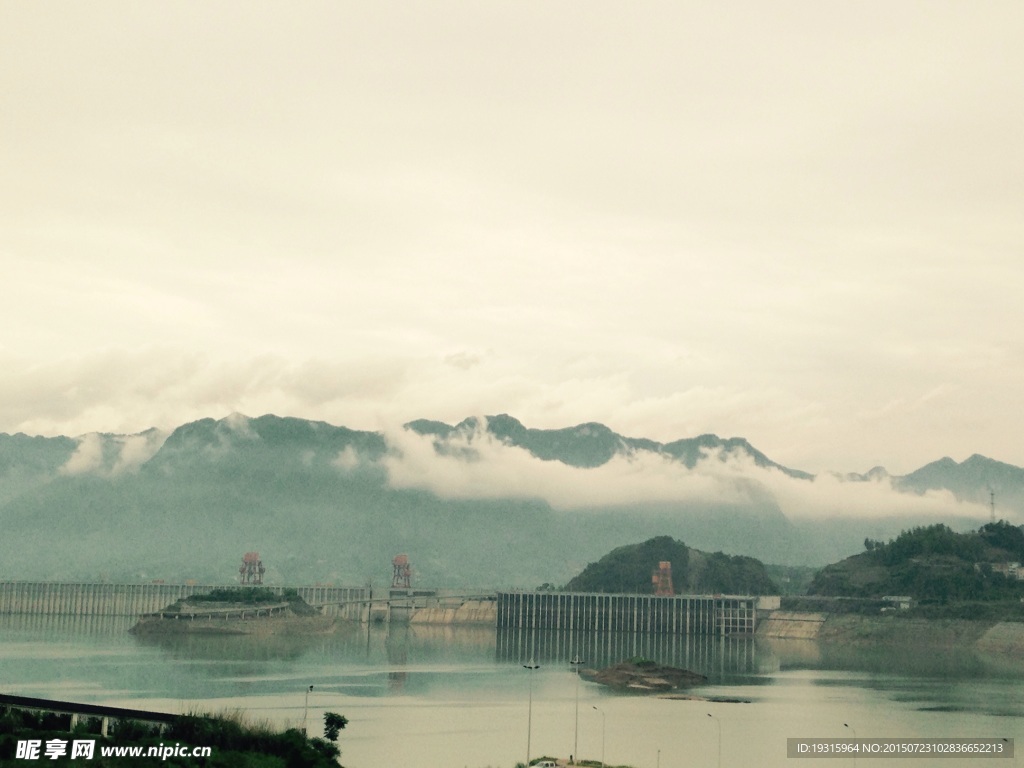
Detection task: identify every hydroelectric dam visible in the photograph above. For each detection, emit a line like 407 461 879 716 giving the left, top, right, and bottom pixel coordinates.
0 581 775 636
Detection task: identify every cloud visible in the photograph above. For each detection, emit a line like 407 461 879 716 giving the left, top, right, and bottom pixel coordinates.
2 2 1024 485
382 420 748 509
443 351 483 371
755 468 988 522
0 349 413 440
380 418 995 522
222 411 256 439
60 434 106 476
111 430 168 474
333 446 361 471
60 429 168 477
4 344 1024 483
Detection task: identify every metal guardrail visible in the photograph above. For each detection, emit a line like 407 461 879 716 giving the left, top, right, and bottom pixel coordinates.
138 602 292 620
0 692 179 736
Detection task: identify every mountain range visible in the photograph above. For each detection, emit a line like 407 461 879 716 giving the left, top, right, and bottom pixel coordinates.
0 413 1017 588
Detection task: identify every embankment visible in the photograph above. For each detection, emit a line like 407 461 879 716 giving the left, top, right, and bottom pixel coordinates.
757 611 1024 652
408 600 497 625
130 614 336 636
757 611 827 639
976 622 1024 654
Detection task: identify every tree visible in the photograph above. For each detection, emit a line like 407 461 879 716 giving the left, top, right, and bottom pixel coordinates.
980 521 1024 559
323 712 348 743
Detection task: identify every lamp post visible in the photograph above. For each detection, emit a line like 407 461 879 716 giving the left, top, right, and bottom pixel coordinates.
302 685 314 735
570 654 584 763
844 723 857 768
524 661 540 768
592 706 606 767
707 713 721 768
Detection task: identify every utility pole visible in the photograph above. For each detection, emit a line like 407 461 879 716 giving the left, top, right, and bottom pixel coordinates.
570 654 583 762
302 685 313 735
524 661 540 768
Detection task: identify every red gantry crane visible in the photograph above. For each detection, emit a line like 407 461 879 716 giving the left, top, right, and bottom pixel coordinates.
239 552 265 584
652 560 674 596
391 554 412 589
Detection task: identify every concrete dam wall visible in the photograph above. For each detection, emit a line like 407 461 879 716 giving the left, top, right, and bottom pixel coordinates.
496 592 761 636
408 599 497 625
0 582 366 620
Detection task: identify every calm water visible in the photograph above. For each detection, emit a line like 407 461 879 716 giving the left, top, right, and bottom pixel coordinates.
1 615 1021 768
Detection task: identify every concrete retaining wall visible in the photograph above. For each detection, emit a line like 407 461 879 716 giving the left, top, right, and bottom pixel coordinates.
756 611 828 639
409 600 497 625
976 621 1024 654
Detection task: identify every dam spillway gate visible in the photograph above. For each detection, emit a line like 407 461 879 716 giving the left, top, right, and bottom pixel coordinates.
0 582 366 620
496 591 758 636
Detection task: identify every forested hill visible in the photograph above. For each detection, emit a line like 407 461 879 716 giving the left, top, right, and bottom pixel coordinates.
562 536 779 595
809 521 1024 602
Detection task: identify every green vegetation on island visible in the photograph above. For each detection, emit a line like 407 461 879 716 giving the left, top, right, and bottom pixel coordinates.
807 521 1024 619
562 535 778 595
182 588 320 616
129 588 332 635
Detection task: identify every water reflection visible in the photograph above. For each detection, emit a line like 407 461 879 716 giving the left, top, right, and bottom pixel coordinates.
0 613 134 637
4 614 1024 706
496 627 766 683
759 636 1024 719
760 636 1024 680
385 623 408 690
130 620 367 662
3 614 1022 767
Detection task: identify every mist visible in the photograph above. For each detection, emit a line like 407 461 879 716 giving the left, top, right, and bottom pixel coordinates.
381 419 995 523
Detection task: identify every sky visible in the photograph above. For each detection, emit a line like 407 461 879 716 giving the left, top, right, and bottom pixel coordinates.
2 2 1023 476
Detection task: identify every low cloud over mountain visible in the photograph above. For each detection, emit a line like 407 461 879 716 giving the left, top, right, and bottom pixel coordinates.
0 413 1012 586
386 415 985 522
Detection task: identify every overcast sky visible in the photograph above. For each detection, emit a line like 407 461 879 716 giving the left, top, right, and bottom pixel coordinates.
2 2 1022 475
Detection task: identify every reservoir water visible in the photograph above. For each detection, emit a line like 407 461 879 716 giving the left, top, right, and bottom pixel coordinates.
1 615 1021 767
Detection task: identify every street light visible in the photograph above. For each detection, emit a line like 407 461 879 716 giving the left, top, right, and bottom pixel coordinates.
302 685 314 735
570 654 584 763
844 723 857 768
524 661 540 768
592 706 606 767
707 713 721 768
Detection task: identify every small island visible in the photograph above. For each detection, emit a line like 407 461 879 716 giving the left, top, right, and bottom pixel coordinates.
579 657 708 693
130 587 335 635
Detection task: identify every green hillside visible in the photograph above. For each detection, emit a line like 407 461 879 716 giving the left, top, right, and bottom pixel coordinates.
809 521 1024 604
563 535 778 595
